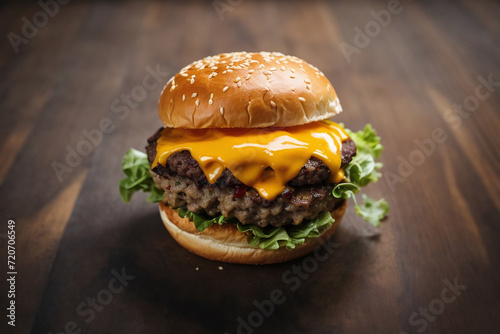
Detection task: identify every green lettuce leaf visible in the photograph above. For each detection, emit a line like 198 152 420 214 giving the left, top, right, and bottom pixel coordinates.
332 182 360 199
333 124 389 226
119 149 164 203
178 207 235 232
176 207 335 250
355 194 390 227
237 211 335 250
346 124 383 159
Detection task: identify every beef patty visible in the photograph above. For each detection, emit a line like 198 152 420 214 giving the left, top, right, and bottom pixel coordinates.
146 127 356 187
146 127 356 227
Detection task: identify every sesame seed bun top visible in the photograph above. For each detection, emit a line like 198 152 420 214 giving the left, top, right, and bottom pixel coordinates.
158 51 343 129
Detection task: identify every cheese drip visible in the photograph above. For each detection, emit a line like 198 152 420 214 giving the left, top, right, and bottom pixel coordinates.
153 120 349 200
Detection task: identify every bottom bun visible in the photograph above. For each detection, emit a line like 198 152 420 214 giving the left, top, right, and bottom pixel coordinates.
159 201 347 265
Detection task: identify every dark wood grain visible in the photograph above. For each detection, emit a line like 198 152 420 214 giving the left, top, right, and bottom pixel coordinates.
0 0 499 333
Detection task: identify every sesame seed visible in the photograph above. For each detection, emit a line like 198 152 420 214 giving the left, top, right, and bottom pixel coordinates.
298 97 306 102
270 67 277 71
304 79 311 84
182 94 185 101
190 78 194 84
210 93 214 99
249 69 255 73
237 81 242 87
195 99 200 106
265 86 270 91
235 77 241 82
290 75 295 79
245 74 251 80
209 99 213 105
270 101 276 107
290 68 295 73
191 93 197 98
219 107 224 114
218 266 223 270
227 69 233 72
281 65 286 71
169 85 175 92
306 85 310 90
223 86 229 92
290 86 295 91
181 73 188 77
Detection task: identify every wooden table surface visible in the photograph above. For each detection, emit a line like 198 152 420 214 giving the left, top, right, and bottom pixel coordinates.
1 0 499 333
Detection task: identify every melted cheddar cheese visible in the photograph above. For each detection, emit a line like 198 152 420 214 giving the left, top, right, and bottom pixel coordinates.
152 120 349 200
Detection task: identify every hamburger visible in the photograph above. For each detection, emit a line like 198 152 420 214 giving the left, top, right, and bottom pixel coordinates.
119 52 388 264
